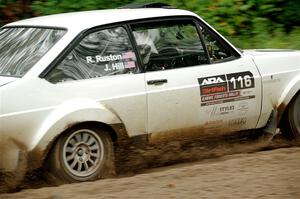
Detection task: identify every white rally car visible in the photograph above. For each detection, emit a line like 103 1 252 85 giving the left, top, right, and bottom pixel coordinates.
0 3 299 183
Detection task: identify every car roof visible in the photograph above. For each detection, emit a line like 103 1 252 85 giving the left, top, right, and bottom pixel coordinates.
5 8 198 31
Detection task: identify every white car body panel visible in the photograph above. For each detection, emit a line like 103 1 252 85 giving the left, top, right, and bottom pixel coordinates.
146 56 262 137
0 8 299 172
243 50 300 127
0 76 17 86
1 73 146 170
6 9 197 33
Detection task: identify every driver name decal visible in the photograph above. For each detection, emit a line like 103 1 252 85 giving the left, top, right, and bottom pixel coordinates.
198 71 255 106
86 54 123 64
86 51 136 64
85 51 137 73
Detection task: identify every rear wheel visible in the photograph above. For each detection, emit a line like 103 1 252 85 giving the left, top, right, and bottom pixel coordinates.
48 125 114 183
285 94 300 139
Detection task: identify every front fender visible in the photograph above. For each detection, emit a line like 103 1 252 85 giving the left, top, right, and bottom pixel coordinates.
277 74 300 119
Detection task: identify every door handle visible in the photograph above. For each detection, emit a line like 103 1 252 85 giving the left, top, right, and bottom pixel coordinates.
147 79 168 85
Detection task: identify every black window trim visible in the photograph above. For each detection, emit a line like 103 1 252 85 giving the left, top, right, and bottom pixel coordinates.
1 25 67 31
197 23 241 64
126 16 241 60
39 24 143 79
195 22 212 64
39 15 241 78
127 16 241 71
125 24 145 73
128 17 212 72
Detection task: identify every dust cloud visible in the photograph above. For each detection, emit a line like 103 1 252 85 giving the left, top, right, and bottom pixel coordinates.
1 130 299 197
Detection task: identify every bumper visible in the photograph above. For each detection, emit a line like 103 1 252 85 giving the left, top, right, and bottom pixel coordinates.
0 137 27 172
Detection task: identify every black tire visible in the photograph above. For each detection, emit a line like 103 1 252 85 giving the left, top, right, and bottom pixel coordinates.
47 125 114 183
285 94 300 139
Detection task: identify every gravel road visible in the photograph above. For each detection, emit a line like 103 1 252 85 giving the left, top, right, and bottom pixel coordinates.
1 133 300 199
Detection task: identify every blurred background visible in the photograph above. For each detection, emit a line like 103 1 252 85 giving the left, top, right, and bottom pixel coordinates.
0 0 299 49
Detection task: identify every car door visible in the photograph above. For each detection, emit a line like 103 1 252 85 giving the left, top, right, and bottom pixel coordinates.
130 18 262 140
196 22 262 134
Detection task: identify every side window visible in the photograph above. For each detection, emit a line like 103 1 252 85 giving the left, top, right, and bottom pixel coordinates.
131 20 209 72
46 26 138 83
200 26 235 62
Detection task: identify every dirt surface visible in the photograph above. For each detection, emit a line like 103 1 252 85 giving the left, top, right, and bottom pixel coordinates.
1 132 300 198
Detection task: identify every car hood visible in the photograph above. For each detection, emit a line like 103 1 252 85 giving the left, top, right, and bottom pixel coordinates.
0 76 18 87
242 49 300 76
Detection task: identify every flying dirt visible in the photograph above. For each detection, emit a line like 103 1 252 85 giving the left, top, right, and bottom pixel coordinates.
1 129 300 198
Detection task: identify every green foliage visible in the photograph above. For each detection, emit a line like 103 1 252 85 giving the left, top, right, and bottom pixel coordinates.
31 0 133 14
133 0 300 49
0 0 299 49
0 0 35 25
230 27 300 49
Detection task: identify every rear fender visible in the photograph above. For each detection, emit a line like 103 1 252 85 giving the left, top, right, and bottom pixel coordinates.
28 99 121 169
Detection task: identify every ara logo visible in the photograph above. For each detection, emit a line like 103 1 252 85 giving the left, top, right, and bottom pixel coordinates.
201 77 225 85
198 75 226 86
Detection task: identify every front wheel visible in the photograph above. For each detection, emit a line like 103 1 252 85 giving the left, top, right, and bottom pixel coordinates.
48 125 114 183
285 94 300 139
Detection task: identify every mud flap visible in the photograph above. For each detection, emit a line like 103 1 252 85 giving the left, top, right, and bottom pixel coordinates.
262 109 280 141
0 139 28 193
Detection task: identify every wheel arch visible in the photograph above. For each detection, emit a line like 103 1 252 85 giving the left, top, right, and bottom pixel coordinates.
278 89 300 133
28 120 127 171
27 100 128 171
277 75 300 123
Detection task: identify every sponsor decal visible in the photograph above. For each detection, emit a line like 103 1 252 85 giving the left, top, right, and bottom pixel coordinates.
227 71 255 91
198 75 227 95
201 91 241 102
220 105 235 112
204 120 223 129
210 105 235 116
242 90 253 95
198 71 255 106
237 102 249 116
201 95 255 106
228 118 247 126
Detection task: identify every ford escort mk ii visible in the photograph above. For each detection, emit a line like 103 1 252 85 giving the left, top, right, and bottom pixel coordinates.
0 3 299 182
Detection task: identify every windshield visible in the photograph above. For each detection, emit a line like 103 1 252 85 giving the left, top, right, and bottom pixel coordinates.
0 27 66 77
